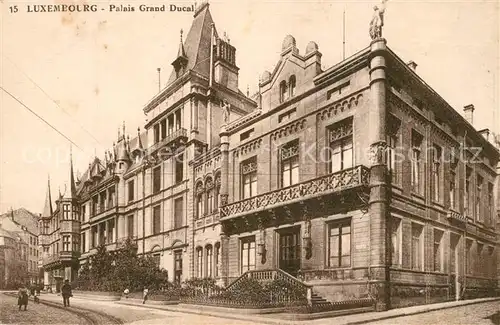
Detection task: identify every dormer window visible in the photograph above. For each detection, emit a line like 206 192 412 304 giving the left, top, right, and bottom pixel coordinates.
289 75 296 97
280 81 288 103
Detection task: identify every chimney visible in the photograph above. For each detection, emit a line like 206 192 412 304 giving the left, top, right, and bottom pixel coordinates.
407 61 418 71
463 104 475 125
478 129 490 141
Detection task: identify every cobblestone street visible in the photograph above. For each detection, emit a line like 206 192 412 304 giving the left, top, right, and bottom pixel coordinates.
0 293 86 324
367 301 500 325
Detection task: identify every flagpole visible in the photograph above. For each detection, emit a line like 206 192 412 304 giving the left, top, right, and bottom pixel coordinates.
342 8 346 60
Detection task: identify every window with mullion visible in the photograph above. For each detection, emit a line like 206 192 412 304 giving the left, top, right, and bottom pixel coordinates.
241 158 257 199
411 131 423 194
328 220 351 268
329 119 353 174
196 247 203 278
206 245 213 278
386 114 401 184
431 145 442 202
63 204 70 220
241 236 256 272
281 141 299 188
62 235 70 251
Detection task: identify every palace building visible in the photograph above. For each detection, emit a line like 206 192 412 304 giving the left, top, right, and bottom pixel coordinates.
39 2 500 310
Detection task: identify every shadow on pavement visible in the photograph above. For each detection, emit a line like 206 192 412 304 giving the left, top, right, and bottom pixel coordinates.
485 311 500 325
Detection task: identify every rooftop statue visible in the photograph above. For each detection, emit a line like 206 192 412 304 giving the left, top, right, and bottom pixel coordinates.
222 100 231 123
369 0 388 40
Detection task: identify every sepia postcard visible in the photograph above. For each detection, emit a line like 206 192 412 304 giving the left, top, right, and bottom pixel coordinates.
0 0 499 324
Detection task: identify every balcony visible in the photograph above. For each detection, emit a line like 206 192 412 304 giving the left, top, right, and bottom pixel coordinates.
220 165 370 221
148 128 188 156
447 210 467 223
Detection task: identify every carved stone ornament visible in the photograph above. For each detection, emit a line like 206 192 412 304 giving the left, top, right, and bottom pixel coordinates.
220 194 229 207
368 141 387 166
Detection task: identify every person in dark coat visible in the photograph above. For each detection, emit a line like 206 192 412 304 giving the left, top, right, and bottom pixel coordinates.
18 285 29 311
61 279 72 307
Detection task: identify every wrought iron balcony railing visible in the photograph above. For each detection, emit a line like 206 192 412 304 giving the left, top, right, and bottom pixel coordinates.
220 165 369 219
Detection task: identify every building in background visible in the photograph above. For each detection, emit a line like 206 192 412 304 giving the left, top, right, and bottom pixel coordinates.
0 226 28 289
0 208 40 285
38 1 500 310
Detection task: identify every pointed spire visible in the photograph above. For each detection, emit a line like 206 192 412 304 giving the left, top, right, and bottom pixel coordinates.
246 85 249 97
65 146 77 199
137 127 144 150
118 126 121 141
122 121 126 141
41 175 53 218
177 29 187 58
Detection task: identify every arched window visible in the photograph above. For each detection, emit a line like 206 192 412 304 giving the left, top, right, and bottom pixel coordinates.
196 247 203 278
205 245 213 278
280 81 288 103
196 182 204 219
214 242 220 277
289 75 296 97
214 174 221 210
206 177 214 214
151 245 161 268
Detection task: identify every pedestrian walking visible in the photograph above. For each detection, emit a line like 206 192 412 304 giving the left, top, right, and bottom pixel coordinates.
142 287 149 304
61 279 73 307
123 288 129 299
17 285 29 311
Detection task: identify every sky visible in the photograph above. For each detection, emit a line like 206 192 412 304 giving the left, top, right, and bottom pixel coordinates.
0 0 499 215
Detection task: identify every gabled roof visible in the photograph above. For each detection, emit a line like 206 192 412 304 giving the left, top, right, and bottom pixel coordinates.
0 208 39 235
167 3 218 84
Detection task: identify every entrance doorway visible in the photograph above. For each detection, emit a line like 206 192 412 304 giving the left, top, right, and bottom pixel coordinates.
277 227 301 276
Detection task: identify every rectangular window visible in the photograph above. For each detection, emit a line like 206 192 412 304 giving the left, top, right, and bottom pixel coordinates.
488 183 494 224
214 244 220 277
91 226 97 248
391 217 402 267
153 253 161 268
328 219 351 268
206 246 213 278
128 180 135 202
153 165 161 194
175 154 184 184
477 243 484 276
466 239 472 275
241 157 257 199
281 140 299 188
160 118 167 140
81 232 86 253
449 161 457 210
329 118 353 173
465 167 472 216
107 219 115 244
476 175 483 221
387 115 401 184
240 236 256 273
168 115 174 135
63 204 70 220
174 250 183 284
411 223 423 270
411 131 423 194
62 236 70 251
431 145 442 202
240 128 254 141
175 110 182 130
278 108 296 123
82 205 86 221
433 229 444 272
450 234 458 274
197 248 203 278
174 197 183 229
153 205 161 235
127 215 134 238
154 124 160 144
108 187 115 208
72 235 79 252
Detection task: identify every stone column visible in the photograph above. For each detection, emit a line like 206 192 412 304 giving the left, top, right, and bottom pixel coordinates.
44 271 49 290
219 125 230 285
368 37 390 311
194 98 199 131
118 215 126 241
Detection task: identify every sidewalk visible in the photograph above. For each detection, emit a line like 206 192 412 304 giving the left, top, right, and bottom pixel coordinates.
38 293 500 325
